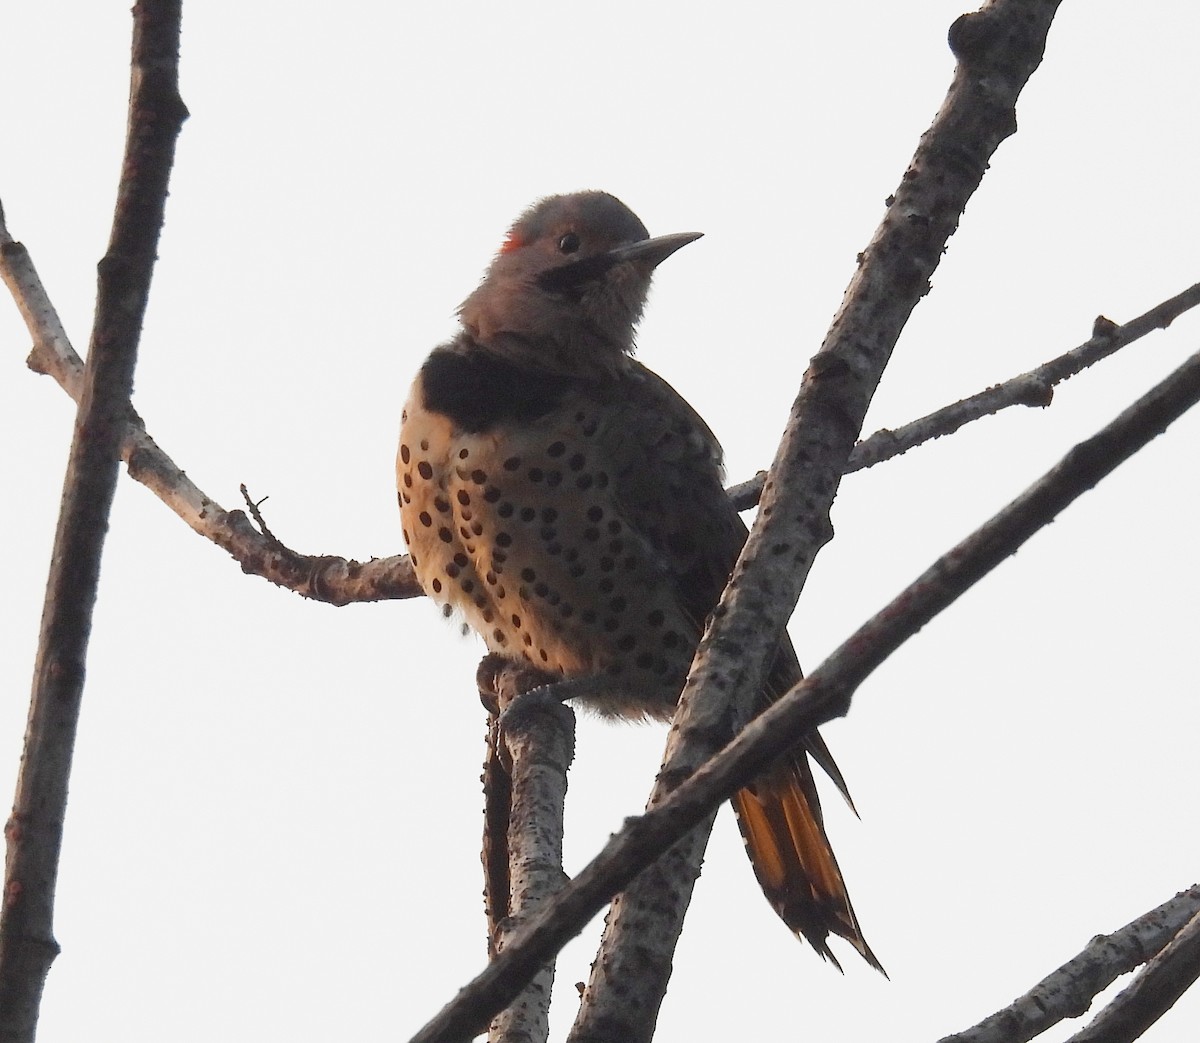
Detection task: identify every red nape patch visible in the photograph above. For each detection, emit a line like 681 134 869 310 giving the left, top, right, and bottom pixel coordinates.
499 230 526 254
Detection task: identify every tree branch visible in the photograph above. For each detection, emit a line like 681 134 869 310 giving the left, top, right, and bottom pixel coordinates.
0 3 186 1038
569 3 1064 1039
1066 905 1200 1043
0 223 422 606
728 281 1200 510
938 885 1200 1043
405 339 1200 1043
480 662 575 1043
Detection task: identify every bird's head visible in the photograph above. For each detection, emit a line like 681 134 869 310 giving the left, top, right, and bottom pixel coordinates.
458 191 701 376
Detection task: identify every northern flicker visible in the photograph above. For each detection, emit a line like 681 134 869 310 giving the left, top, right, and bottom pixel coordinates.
397 191 879 969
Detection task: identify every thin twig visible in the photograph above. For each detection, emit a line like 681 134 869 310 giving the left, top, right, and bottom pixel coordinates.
0 3 186 1037
938 885 1200 1043
239 483 289 551
727 281 1200 511
405 343 1200 1043
848 293 1200 473
569 3 1064 1039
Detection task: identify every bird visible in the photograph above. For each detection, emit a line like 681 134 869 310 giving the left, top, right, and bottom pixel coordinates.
397 190 880 970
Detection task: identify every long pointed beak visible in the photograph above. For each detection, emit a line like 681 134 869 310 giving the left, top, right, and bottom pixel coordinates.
538 231 703 292
606 231 704 268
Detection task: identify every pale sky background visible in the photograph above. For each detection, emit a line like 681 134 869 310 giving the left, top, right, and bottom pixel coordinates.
2 3 1199 1041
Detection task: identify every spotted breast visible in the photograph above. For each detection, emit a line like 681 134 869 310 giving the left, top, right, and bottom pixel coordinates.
398 338 732 719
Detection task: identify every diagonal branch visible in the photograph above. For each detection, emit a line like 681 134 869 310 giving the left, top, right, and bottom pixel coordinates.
939 885 1200 1043
850 291 1200 472
569 3 1064 1039
0 3 187 1038
408 339 1200 1043
1065 905 1200 1043
0 227 422 605
728 281 1200 510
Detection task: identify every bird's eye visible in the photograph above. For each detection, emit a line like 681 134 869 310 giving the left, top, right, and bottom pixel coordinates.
557 232 581 254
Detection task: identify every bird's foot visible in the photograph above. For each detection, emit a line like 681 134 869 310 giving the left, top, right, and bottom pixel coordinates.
497 675 608 733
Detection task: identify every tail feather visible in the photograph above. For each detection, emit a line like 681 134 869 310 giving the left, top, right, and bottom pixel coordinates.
803 730 857 816
732 756 884 973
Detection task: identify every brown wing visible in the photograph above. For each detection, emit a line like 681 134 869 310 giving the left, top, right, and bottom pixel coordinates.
601 361 744 631
605 360 881 968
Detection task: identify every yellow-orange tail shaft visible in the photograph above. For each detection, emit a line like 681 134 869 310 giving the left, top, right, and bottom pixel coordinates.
732 756 883 972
